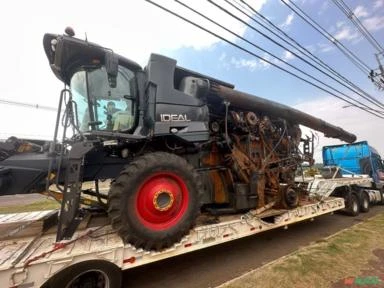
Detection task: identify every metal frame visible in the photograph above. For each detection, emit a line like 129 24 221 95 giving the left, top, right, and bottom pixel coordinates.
0 197 344 288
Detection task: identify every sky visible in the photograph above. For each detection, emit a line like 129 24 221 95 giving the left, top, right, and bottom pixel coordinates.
0 0 383 163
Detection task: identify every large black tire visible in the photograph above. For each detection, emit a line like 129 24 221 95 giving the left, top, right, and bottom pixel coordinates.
108 152 202 251
43 260 121 288
360 192 370 213
379 188 384 205
346 193 360 216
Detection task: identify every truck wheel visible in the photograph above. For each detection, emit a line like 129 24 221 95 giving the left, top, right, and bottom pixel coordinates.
44 260 121 288
346 194 360 216
360 192 370 213
379 188 384 205
108 152 202 250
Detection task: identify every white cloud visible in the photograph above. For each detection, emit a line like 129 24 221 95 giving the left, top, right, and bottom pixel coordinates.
229 52 282 71
230 57 260 71
336 21 345 29
219 52 226 62
318 1 329 15
304 45 316 53
282 50 295 61
294 97 384 163
353 5 369 18
318 43 335 53
259 53 273 69
373 0 384 9
280 13 295 29
219 52 231 70
363 16 384 32
333 24 360 41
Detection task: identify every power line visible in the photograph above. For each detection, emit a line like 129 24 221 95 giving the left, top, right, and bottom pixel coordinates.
280 0 372 75
331 0 384 52
0 99 57 111
0 132 53 140
233 0 384 109
236 0 329 69
330 0 384 90
180 0 365 111
213 0 384 111
145 0 384 119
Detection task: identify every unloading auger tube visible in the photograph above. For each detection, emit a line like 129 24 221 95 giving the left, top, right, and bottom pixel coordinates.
211 84 357 144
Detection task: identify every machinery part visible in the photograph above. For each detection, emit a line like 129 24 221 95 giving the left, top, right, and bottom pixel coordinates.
211 84 356 143
281 186 299 209
210 121 220 133
360 191 370 213
245 112 258 126
43 260 121 288
108 152 202 250
346 194 360 216
56 141 94 241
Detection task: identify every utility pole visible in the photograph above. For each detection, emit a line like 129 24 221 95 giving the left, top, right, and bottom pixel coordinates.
369 51 384 91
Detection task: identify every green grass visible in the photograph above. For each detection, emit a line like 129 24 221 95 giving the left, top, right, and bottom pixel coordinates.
221 211 384 288
0 198 60 214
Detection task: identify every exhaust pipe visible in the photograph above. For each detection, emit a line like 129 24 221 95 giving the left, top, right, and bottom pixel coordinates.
211 84 356 143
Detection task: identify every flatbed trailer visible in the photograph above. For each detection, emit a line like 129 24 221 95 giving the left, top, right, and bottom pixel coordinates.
300 173 384 215
0 196 344 288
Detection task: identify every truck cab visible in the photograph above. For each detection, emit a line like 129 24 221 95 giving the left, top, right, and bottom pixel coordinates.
313 141 384 216
322 141 384 188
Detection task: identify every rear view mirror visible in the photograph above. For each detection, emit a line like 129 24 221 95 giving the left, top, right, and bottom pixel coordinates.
105 50 118 88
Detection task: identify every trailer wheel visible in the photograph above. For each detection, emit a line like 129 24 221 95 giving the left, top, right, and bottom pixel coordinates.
44 260 121 288
108 152 202 250
360 192 370 213
379 188 384 205
346 194 360 216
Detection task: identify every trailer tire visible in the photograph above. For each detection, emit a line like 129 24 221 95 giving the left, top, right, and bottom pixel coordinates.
360 192 370 213
379 188 384 205
43 260 121 288
346 194 360 216
108 152 202 251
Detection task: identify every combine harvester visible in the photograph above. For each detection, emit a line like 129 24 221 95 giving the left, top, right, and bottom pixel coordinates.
0 29 370 288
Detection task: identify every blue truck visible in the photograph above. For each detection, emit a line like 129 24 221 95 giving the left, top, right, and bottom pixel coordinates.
319 141 384 215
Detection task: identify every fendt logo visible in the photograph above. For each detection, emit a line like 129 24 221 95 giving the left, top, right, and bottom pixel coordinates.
160 114 191 122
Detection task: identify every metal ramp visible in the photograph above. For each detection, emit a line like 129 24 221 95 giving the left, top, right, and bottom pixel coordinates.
0 210 58 240
308 177 373 198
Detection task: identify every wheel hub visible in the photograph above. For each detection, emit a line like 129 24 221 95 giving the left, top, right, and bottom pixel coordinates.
153 190 175 211
136 172 189 230
283 188 299 208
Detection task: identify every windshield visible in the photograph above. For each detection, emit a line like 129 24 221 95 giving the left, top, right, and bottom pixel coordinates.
70 65 136 132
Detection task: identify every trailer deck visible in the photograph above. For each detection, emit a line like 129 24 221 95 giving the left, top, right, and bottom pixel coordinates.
0 196 344 288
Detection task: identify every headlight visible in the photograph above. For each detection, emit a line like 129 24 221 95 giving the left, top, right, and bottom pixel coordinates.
51 39 57 52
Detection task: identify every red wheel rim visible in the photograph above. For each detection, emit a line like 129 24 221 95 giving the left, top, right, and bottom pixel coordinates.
135 172 189 230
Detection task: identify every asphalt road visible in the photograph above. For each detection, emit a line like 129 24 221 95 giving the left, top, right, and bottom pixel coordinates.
122 206 384 288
